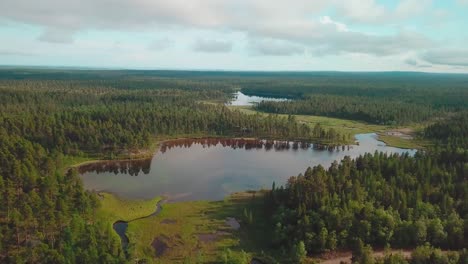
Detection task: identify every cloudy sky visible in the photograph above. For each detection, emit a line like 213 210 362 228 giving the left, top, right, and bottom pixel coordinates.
0 0 467 72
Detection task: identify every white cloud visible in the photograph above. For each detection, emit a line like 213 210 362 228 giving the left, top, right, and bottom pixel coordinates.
334 0 387 23
248 39 304 56
335 0 434 23
420 49 468 67
193 39 232 53
405 58 418 66
311 31 430 56
0 50 35 56
0 0 453 64
319 16 348 32
37 28 75 43
404 57 432 68
395 0 432 18
148 37 173 51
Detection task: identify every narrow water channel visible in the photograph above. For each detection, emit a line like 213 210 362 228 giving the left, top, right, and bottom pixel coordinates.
113 199 165 251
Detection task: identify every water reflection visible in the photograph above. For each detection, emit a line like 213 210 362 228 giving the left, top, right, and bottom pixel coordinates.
78 158 152 176
160 138 314 153
80 133 416 201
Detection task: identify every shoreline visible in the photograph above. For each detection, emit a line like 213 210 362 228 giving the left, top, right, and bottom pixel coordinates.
227 105 427 149
70 132 422 183
68 135 355 172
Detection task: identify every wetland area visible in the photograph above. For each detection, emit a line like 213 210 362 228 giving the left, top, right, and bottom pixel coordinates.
76 92 420 263
2 67 465 264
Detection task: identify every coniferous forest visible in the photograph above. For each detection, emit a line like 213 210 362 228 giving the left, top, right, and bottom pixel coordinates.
0 70 338 263
0 69 466 263
264 112 467 263
244 73 468 125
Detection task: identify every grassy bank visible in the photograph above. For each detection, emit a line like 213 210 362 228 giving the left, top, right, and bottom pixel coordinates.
61 133 213 173
229 105 426 149
61 104 427 176
95 192 458 264
97 193 163 223
377 133 429 150
95 192 276 263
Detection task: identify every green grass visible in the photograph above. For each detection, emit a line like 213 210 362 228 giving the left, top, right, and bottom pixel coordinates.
65 105 433 263
97 193 163 223
230 105 385 135
377 133 429 149
127 200 231 262
92 193 163 257
96 192 456 264
61 155 94 170
95 192 278 263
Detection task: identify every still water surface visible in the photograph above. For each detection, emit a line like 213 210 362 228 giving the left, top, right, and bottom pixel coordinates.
228 91 288 106
80 133 416 201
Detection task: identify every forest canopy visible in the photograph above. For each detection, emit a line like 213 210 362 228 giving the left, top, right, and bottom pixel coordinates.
262 112 468 262
0 69 344 263
0 68 466 263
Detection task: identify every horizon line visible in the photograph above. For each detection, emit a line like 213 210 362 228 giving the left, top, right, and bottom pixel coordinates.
1 64 467 75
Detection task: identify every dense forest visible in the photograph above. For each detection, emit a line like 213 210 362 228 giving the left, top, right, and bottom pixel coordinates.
0 131 126 263
240 72 468 107
0 69 466 263
0 70 342 263
263 113 468 263
254 95 436 125
423 112 468 148
0 79 343 156
238 72 468 125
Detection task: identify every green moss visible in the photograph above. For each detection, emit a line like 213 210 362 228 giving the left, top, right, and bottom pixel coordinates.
97 193 162 223
96 192 279 263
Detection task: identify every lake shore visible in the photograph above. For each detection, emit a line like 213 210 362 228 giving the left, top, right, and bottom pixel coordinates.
68 133 356 174
78 133 416 201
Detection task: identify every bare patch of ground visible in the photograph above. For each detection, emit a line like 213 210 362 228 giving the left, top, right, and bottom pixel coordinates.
151 236 169 257
197 231 229 244
197 233 220 243
160 219 177 224
226 217 240 230
393 128 415 134
384 130 414 140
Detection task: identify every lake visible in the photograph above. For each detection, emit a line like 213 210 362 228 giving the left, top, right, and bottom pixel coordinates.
227 91 288 106
79 133 416 201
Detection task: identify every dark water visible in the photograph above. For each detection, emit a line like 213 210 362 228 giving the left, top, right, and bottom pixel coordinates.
112 200 164 251
113 221 129 249
80 133 416 201
228 91 288 106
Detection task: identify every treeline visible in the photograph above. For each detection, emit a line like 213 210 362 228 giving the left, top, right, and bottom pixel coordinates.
262 115 467 263
240 72 468 110
239 72 467 125
0 80 345 157
0 75 343 263
254 95 436 125
3 69 467 126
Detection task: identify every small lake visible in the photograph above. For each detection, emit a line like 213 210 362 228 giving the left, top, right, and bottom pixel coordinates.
228 91 288 106
79 133 416 201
